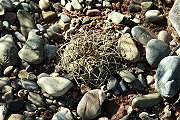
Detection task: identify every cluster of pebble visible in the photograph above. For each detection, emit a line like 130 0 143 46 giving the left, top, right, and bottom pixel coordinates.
0 0 179 120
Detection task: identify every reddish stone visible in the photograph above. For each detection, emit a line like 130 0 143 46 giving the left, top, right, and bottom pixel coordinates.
86 9 101 17
3 12 17 24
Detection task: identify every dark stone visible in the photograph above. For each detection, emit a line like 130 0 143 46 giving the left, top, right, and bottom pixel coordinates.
7 99 25 112
128 4 141 13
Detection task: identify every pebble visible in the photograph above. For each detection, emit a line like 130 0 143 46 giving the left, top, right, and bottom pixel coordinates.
17 10 36 37
107 77 118 90
7 99 25 112
65 2 73 12
52 107 74 120
2 85 12 93
132 93 161 108
0 0 13 12
155 56 180 97
29 1 41 13
131 26 156 45
3 12 17 24
42 11 58 22
71 0 83 11
86 9 101 17
0 103 7 120
18 70 28 79
8 114 25 120
141 2 153 10
117 80 128 93
43 44 57 60
82 17 91 24
18 29 44 64
20 2 29 12
145 10 163 22
169 0 180 36
158 30 172 44
14 32 26 42
108 11 126 24
21 79 39 91
0 3 5 16
138 74 147 87
146 39 170 66
128 4 141 13
130 79 145 90
37 77 73 97
3 66 14 75
122 26 130 33
39 0 50 10
59 20 70 31
60 13 71 23
118 33 140 62
77 89 106 119
0 35 18 66
28 92 44 106
118 70 136 83
146 75 154 85
25 102 37 112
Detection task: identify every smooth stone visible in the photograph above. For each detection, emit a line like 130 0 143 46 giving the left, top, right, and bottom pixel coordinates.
14 32 26 42
25 102 37 112
131 26 155 45
29 1 41 13
28 92 44 106
27 73 37 81
158 30 172 44
3 66 14 75
118 33 140 62
60 13 71 23
141 2 153 10
128 4 141 13
132 93 161 108
2 85 12 93
39 0 50 10
37 77 73 97
3 21 9 28
52 107 74 120
169 0 180 36
108 11 127 24
0 103 7 120
0 3 5 16
155 56 180 97
51 25 60 33
170 40 177 46
86 9 101 17
42 11 58 22
145 10 163 22
18 29 44 64
0 35 18 66
7 99 25 112
0 0 13 11
65 2 73 12
107 77 118 90
2 91 13 102
20 2 29 11
146 39 170 66
71 0 83 11
132 18 141 24
8 114 25 120
138 74 147 87
130 79 145 90
118 70 136 83
52 2 62 11
43 44 57 60
77 89 106 119
2 12 17 24
17 10 36 37
36 24 46 32
117 80 128 93
0 77 10 89
18 70 28 79
21 79 39 91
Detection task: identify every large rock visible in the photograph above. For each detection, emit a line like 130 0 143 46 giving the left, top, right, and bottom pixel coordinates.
146 39 170 66
169 0 180 36
0 35 18 66
17 10 36 37
77 89 106 119
52 107 74 120
131 26 155 45
155 56 180 97
132 93 161 108
118 33 140 62
18 29 44 64
37 77 73 97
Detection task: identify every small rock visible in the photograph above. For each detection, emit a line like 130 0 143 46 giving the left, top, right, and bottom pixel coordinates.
39 0 50 10
0 103 7 120
155 56 180 97
158 30 172 44
29 1 41 13
108 11 127 24
77 89 106 119
131 26 156 45
42 11 58 22
145 10 163 22
0 0 13 11
141 2 153 10
82 17 91 24
14 32 26 42
52 107 74 120
146 75 154 85
118 70 136 83
60 13 71 23
37 77 73 97
25 102 37 112
0 3 5 16
86 9 101 17
132 93 161 108
2 85 12 93
128 4 141 13
71 0 83 11
28 92 44 106
138 74 147 87
20 2 29 12
65 2 73 12
43 44 57 60
7 99 25 112
107 77 118 90
3 12 17 24
146 39 170 66
8 114 25 120
3 66 14 75
21 79 39 91
130 79 145 90
117 80 128 93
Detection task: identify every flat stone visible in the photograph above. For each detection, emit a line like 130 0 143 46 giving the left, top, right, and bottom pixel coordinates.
0 3 5 16
52 107 74 120
0 35 18 66
131 26 156 45
145 10 163 22
118 33 140 62
169 0 180 36
8 114 25 120
155 56 180 97
77 89 106 119
71 0 83 11
37 77 73 97
42 11 58 22
158 30 172 44
107 77 118 90
17 10 36 37
18 29 44 64
20 2 29 12
132 93 161 108
146 39 170 66
21 79 39 91
108 11 127 24
118 70 136 83
7 99 25 112
28 92 44 106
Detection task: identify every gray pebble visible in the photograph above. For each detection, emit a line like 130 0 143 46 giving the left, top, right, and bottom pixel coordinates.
107 77 118 90
145 10 163 22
